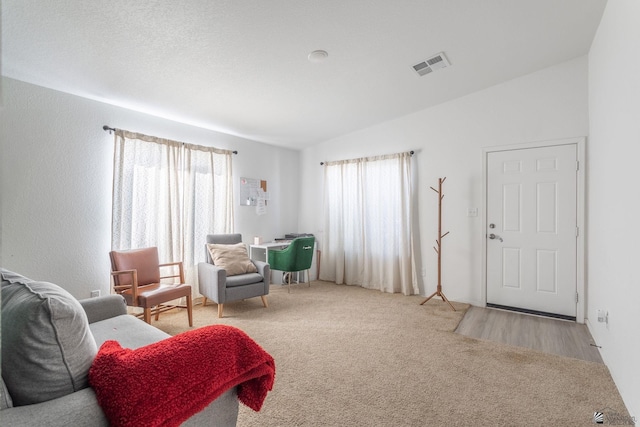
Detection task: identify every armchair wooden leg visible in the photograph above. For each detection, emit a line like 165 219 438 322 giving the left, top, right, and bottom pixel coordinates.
187 295 193 327
218 303 224 318
261 295 268 308
155 306 161 321
202 297 208 307
143 307 152 324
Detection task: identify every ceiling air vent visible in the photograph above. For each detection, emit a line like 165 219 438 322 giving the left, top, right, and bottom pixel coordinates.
413 52 450 76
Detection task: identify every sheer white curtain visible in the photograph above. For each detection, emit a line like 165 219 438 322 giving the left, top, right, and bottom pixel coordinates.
319 152 418 295
182 143 234 285
111 130 234 289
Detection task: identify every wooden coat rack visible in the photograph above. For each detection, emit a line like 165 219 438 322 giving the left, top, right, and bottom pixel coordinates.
420 177 455 311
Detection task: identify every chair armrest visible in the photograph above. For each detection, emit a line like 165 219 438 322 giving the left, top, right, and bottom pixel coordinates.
0 386 109 427
252 260 271 294
159 261 185 283
79 295 127 324
110 269 139 304
268 248 291 270
198 262 227 303
252 260 270 278
0 384 239 427
268 246 291 256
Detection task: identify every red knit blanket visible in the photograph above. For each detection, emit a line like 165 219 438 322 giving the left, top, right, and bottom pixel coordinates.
89 324 275 427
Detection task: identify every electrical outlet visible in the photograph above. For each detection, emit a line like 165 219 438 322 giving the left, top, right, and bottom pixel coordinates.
421 268 426 277
90 290 101 298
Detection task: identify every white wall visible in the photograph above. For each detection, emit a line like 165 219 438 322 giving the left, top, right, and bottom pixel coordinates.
300 56 589 303
588 0 640 418
0 77 299 298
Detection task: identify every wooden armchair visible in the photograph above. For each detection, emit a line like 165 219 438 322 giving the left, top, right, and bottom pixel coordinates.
109 247 193 326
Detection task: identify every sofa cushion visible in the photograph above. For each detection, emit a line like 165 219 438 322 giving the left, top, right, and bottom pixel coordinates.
90 313 170 349
225 272 264 288
207 243 257 276
0 269 98 406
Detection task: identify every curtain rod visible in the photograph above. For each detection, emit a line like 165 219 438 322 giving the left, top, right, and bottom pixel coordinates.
320 150 414 165
102 125 238 154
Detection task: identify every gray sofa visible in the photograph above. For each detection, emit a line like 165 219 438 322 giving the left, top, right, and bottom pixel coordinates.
1 269 239 426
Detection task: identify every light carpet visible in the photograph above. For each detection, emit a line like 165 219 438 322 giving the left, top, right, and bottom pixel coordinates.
152 281 629 426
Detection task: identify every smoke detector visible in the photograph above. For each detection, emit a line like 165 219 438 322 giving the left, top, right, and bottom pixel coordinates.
412 52 450 76
308 50 329 63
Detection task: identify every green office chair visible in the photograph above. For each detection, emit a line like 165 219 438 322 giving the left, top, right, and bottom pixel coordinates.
268 236 315 293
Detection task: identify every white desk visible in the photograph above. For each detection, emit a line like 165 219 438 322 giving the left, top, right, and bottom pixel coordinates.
250 242 291 285
249 241 291 263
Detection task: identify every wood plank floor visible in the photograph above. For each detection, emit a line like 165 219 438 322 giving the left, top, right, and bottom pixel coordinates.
455 306 603 363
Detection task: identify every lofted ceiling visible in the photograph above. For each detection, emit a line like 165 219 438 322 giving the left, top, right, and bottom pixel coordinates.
2 1 607 149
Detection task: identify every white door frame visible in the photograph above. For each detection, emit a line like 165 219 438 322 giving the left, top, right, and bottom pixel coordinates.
481 137 586 323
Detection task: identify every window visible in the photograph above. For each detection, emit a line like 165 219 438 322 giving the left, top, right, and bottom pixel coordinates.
320 151 417 295
111 130 233 287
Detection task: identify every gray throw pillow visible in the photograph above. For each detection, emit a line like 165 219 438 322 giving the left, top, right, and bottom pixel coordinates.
0 269 98 406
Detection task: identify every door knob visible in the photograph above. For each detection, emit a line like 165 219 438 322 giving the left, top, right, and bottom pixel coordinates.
489 233 503 242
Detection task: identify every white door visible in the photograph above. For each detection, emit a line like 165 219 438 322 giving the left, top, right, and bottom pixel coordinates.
486 144 578 318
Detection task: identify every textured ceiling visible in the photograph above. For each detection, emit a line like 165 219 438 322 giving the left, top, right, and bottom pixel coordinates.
2 1 607 149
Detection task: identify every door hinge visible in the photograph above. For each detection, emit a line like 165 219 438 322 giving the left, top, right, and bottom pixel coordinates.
576 226 579 237
576 160 580 171
576 293 579 303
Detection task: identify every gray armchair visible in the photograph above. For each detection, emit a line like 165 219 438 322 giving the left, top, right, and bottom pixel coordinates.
198 234 270 318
